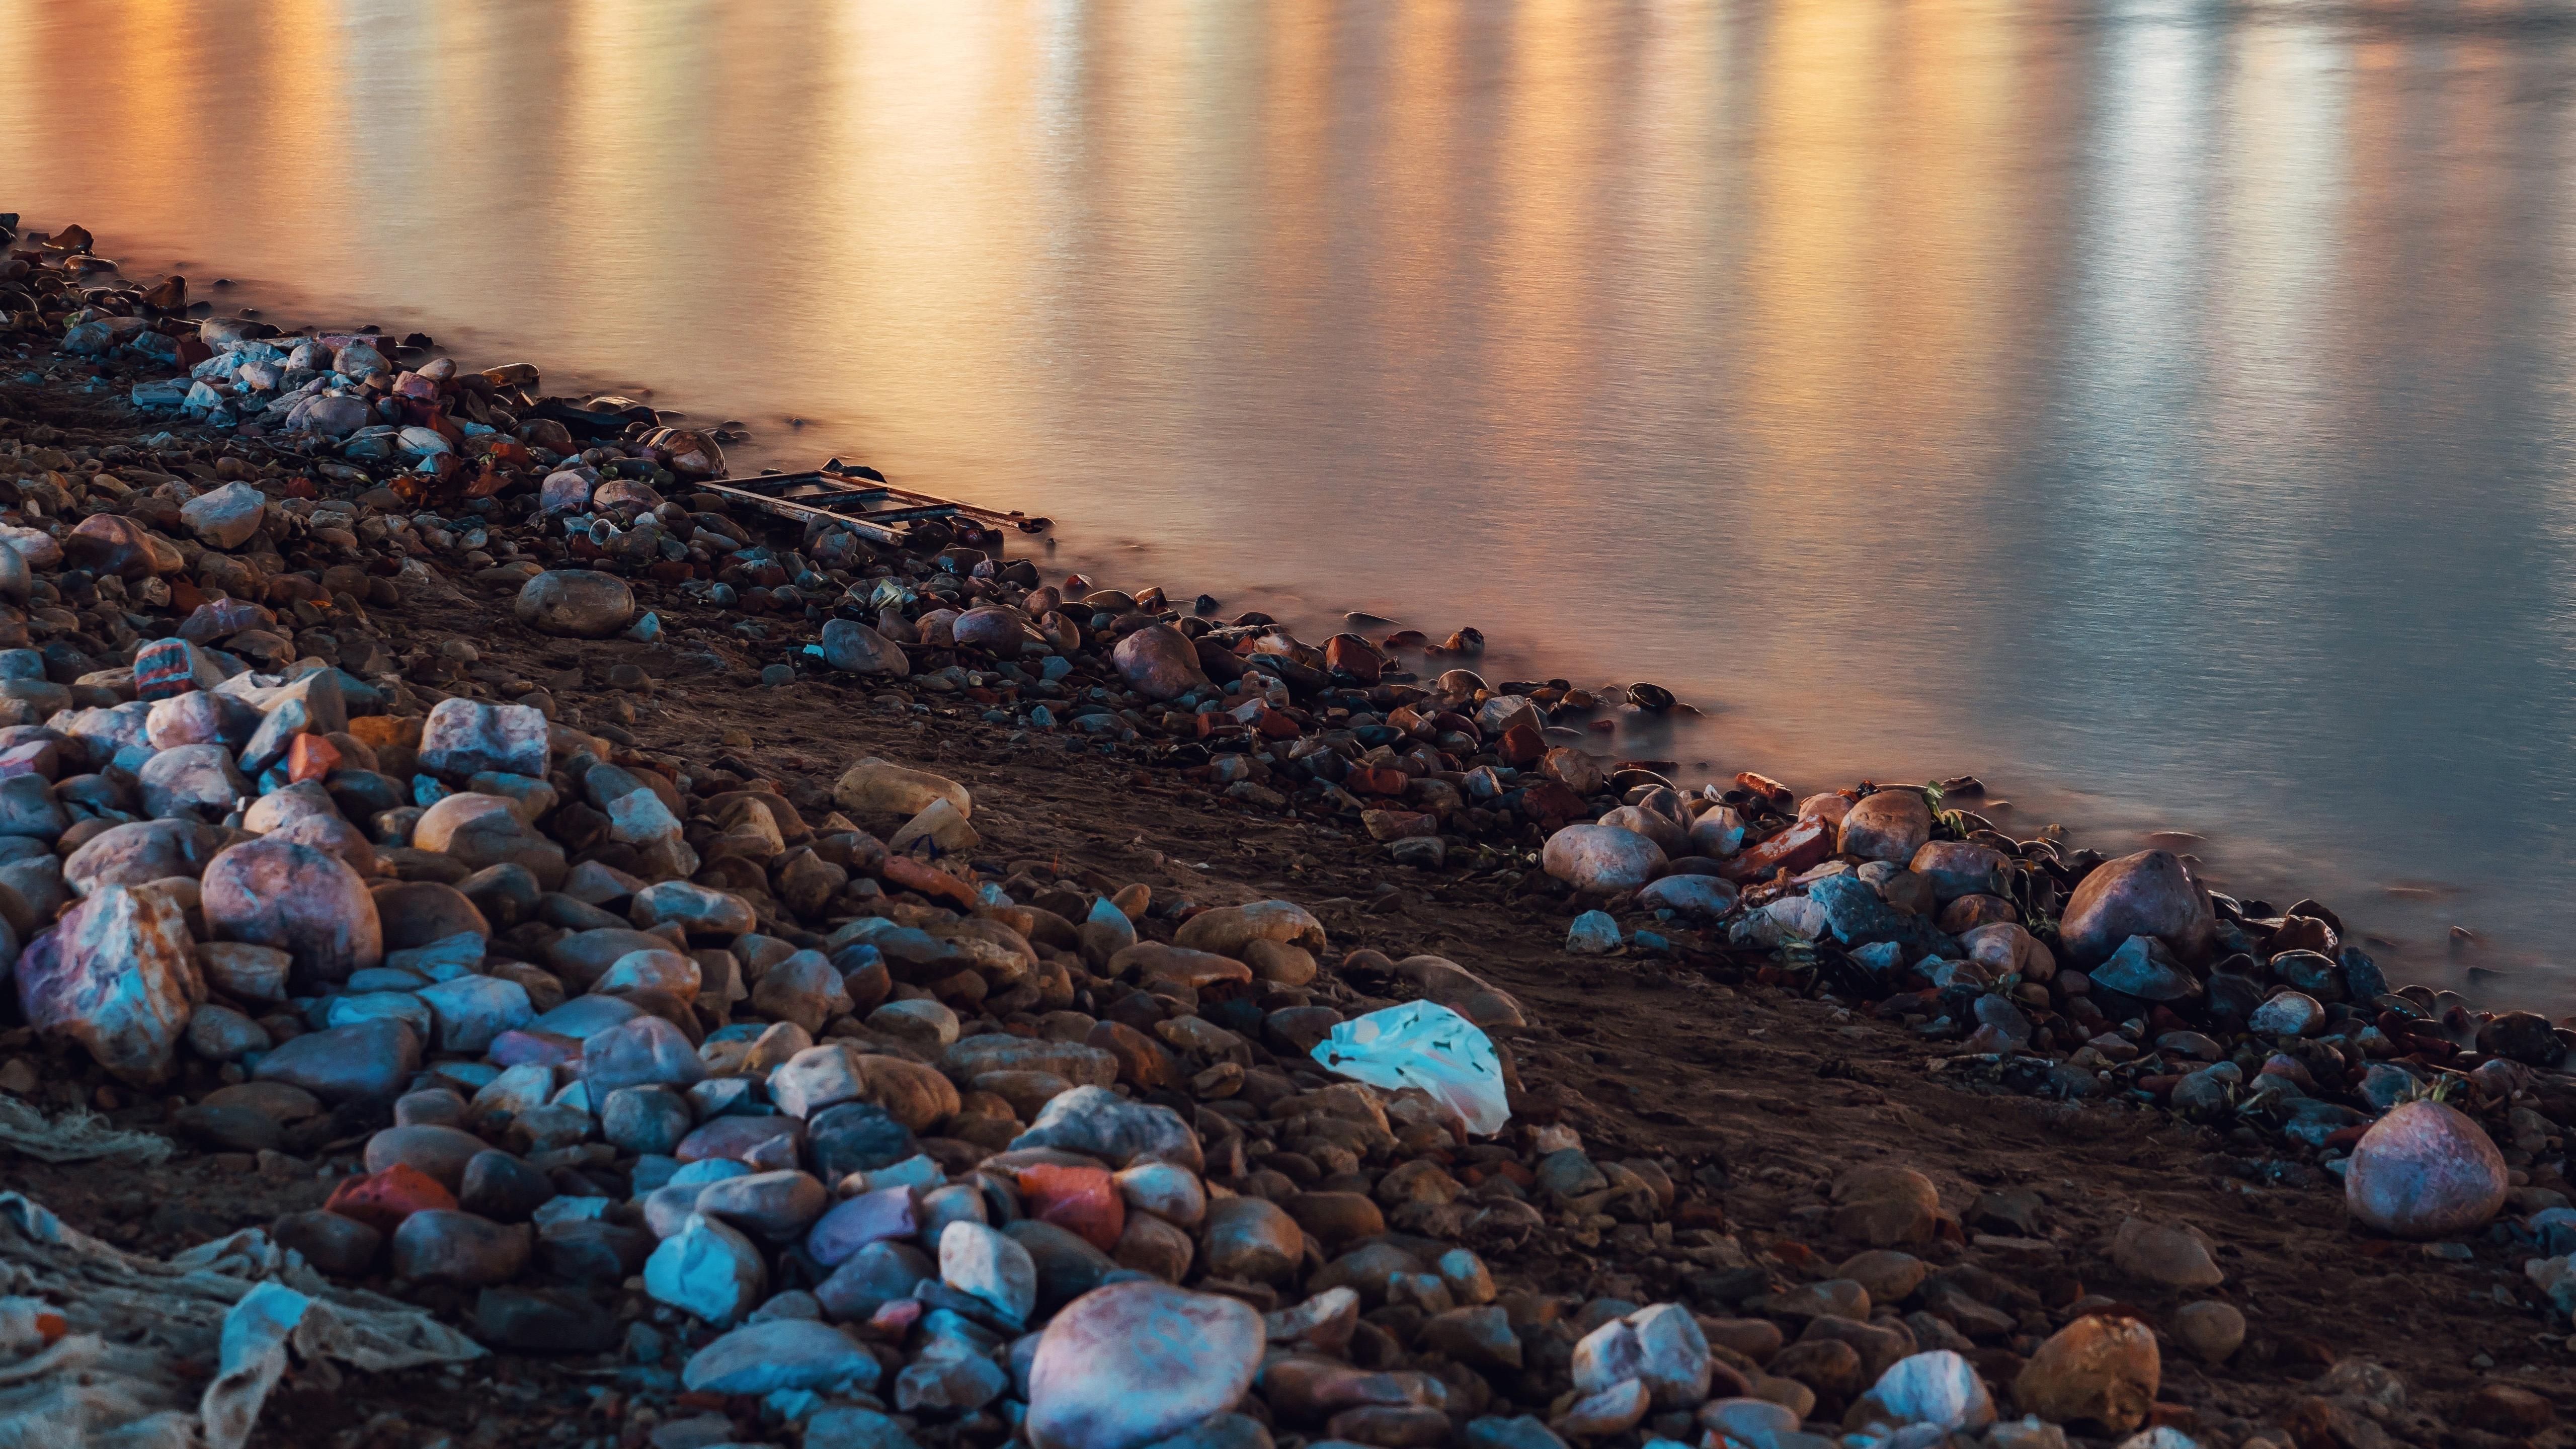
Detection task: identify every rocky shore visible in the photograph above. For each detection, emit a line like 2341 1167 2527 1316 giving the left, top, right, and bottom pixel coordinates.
2 217 2574 1449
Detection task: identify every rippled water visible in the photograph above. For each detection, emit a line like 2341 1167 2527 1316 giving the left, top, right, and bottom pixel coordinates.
9 0 2576 1002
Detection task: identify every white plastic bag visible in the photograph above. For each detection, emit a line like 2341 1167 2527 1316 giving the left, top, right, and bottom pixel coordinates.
1310 1001 1510 1136
0 1194 480 1449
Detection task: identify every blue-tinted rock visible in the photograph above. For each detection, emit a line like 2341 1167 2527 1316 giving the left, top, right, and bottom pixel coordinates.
2090 935 2202 1003
681 1318 880 1395
808 1100 919 1180
1027 1282 1264 1449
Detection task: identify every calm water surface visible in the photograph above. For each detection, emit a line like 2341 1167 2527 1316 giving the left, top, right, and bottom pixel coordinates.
8 0 2575 1001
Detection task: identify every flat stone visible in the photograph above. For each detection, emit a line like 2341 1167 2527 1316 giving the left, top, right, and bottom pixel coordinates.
682 1318 882 1396
254 1019 421 1102
1026 1281 1264 1449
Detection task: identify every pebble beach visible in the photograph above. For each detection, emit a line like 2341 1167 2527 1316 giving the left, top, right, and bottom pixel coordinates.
2 218 2574 1449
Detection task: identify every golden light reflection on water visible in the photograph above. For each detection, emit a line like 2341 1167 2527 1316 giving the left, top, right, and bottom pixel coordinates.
11 1 2576 994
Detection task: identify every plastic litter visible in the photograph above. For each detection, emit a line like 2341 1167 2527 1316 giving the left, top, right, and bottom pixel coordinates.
0 1098 176 1165
1309 1000 1510 1136
0 1192 481 1448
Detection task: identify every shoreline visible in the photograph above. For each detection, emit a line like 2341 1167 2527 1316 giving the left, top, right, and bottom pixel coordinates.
4 218 2573 1447
10 215 2530 1011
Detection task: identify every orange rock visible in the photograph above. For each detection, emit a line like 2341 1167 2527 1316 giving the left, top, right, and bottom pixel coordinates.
287 733 342 784
1496 722 1545 768
347 715 423 751
1346 766 1408 796
1020 1162 1126 1251
1735 772 1794 809
880 855 978 909
1324 633 1383 684
323 1163 458 1236
1719 817 1834 883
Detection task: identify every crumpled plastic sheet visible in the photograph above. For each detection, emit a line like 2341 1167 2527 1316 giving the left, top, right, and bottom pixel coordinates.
0 1098 176 1165
0 1192 483 1448
1310 1000 1512 1136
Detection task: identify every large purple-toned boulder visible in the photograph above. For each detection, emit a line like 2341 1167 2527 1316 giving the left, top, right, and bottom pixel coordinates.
15 886 200 1083
2346 1100 2509 1240
2058 849 2215 967
201 838 383 986
953 606 1030 658
1111 626 1208 702
1027 1282 1263 1449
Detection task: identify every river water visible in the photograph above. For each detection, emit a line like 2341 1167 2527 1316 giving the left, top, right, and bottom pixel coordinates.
7 0 2573 1003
